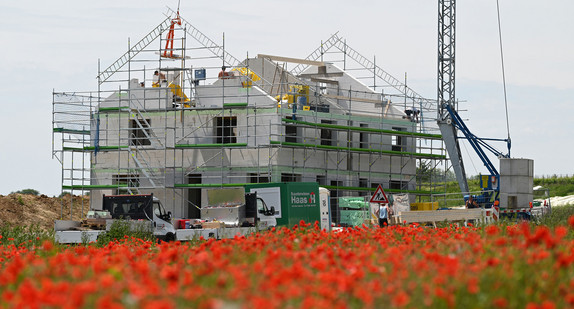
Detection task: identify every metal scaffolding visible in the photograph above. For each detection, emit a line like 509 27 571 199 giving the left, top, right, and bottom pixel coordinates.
52 8 452 223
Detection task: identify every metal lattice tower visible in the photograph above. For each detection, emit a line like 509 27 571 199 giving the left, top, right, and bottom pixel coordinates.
437 0 468 193
438 0 456 118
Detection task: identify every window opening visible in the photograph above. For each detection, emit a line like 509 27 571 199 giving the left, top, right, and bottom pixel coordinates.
285 116 298 143
129 119 151 146
359 178 369 196
215 116 237 144
249 173 270 183
359 123 369 149
281 173 301 182
321 120 335 146
392 127 406 152
389 180 407 190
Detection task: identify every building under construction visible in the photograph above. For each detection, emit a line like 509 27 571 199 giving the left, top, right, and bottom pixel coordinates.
52 8 450 221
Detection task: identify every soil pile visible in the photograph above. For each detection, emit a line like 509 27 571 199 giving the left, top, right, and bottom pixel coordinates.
0 194 90 231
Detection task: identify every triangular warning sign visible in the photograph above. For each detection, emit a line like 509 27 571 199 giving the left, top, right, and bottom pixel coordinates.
370 184 389 204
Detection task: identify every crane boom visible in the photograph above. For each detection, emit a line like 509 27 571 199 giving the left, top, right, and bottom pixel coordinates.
444 104 511 176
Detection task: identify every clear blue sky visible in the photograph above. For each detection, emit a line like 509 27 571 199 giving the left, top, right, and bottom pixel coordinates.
1 1 572 196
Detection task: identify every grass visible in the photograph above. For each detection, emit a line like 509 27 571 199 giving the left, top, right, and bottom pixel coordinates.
533 204 574 228
1 220 155 249
0 223 54 248
413 178 482 207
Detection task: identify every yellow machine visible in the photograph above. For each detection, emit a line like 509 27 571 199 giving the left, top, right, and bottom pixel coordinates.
232 67 261 88
152 81 190 107
168 83 190 103
275 85 310 108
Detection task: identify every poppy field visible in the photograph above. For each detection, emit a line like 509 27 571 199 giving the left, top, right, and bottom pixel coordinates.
2 219 574 308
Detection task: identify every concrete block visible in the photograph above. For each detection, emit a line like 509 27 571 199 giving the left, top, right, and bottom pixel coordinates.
518 194 533 208
499 192 533 209
500 175 533 195
500 158 533 176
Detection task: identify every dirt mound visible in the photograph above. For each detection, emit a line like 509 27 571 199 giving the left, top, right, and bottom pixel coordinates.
0 194 90 231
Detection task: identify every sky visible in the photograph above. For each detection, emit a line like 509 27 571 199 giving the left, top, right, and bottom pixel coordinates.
0 0 573 196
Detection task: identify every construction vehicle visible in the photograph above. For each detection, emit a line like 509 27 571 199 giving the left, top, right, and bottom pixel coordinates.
176 187 277 241
55 194 175 243
54 188 277 244
245 182 331 230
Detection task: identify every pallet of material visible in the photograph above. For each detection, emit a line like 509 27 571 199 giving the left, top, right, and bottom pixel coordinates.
367 216 401 226
70 226 95 231
201 221 225 229
81 218 108 229
397 209 483 225
84 218 107 225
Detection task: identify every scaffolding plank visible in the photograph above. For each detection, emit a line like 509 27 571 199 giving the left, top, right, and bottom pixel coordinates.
282 118 443 139
175 143 248 148
270 141 446 160
258 54 325 66
53 128 90 135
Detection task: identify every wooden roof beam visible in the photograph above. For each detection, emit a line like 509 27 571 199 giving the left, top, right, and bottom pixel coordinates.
257 54 325 66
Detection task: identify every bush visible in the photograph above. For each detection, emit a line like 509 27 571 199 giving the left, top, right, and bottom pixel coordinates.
95 219 155 246
12 189 40 196
58 191 71 198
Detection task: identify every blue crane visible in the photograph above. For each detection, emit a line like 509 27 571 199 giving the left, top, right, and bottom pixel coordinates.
437 0 511 206
443 104 510 177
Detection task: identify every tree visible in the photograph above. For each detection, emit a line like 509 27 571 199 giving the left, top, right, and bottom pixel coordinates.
417 161 434 182
13 189 40 196
416 162 457 183
58 191 71 198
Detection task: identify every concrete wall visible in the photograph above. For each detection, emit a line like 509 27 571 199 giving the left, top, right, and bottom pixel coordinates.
99 78 173 110
89 81 421 218
242 57 303 97
196 78 276 108
300 63 405 118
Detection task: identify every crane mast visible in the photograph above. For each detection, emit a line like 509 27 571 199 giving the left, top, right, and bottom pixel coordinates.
437 0 469 194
